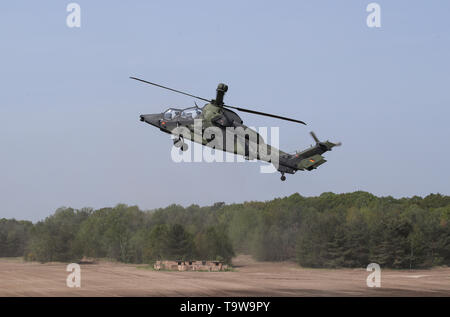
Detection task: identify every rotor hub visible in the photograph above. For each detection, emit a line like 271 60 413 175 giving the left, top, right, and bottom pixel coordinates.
214 83 228 105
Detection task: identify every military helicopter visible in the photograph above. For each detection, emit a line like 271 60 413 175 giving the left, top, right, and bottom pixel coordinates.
131 77 341 181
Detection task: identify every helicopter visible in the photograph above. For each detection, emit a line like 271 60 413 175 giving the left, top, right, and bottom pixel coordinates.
131 77 341 181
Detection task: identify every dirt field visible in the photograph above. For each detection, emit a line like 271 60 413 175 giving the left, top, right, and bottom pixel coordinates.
0 255 448 296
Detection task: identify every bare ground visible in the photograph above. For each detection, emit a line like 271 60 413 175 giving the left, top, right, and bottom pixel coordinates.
0 255 449 296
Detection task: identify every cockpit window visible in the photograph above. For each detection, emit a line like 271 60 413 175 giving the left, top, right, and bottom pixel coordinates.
163 108 182 120
181 107 202 119
163 107 201 120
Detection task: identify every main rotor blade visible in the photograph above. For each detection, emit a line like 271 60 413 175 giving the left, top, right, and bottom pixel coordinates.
130 77 306 125
224 104 306 125
130 77 211 103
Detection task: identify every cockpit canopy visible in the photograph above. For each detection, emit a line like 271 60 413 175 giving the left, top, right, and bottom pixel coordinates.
181 107 202 119
163 108 182 120
163 107 202 120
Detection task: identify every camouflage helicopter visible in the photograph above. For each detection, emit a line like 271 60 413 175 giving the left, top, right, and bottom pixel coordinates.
131 77 341 181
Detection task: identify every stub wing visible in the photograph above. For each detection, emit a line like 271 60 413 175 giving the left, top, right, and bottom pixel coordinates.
296 154 327 171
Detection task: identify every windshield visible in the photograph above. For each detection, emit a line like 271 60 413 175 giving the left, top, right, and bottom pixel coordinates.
181 107 202 119
163 108 182 120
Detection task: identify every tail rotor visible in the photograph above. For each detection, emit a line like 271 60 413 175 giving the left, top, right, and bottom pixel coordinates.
310 131 342 151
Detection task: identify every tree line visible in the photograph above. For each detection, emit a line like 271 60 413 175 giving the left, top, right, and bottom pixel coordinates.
0 192 448 268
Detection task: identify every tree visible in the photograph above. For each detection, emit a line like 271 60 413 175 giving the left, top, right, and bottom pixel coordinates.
0 219 32 257
26 208 90 262
1 191 446 269
165 224 195 261
195 226 234 264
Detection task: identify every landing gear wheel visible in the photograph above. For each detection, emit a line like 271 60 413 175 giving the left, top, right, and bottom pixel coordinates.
181 143 189 152
280 174 286 181
174 139 182 148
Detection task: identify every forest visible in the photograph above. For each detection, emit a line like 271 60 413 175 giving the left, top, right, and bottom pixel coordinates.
0 191 449 269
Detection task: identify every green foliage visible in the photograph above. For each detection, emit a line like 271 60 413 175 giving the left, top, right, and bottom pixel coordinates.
165 224 196 261
0 219 32 257
2 192 449 269
142 224 170 261
25 207 90 262
74 205 149 263
195 226 234 264
295 193 450 268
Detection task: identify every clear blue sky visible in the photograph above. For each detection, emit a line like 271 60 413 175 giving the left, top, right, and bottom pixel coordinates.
1 1 449 221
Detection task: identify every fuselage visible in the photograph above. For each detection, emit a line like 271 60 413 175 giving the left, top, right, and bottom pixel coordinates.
140 103 337 177
133 79 339 180
141 103 288 161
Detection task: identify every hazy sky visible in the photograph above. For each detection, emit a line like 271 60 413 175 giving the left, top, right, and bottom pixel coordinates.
1 1 449 221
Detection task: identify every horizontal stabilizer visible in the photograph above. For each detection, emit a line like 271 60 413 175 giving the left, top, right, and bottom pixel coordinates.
297 154 327 171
